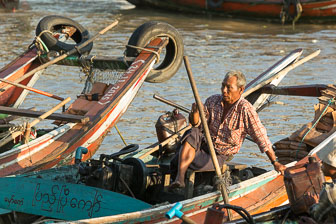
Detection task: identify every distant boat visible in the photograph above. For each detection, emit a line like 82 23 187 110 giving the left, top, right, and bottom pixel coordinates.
126 0 336 24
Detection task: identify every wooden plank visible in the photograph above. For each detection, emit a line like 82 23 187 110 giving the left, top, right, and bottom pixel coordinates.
0 106 89 124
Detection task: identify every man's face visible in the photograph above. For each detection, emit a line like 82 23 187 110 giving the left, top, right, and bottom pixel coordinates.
221 76 244 104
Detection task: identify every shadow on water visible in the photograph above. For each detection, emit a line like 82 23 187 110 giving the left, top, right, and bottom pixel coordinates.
0 0 335 168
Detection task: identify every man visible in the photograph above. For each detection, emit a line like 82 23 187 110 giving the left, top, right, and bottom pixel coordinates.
300 140 336 224
170 70 286 189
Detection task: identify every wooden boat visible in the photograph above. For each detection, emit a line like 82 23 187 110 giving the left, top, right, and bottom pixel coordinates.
0 49 323 223
229 131 336 224
0 47 40 109
126 0 336 24
0 16 184 177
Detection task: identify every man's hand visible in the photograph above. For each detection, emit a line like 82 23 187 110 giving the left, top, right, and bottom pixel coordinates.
191 102 202 113
189 103 202 126
273 161 286 175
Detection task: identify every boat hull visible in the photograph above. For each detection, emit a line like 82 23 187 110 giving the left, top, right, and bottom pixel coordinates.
127 0 336 22
0 167 287 222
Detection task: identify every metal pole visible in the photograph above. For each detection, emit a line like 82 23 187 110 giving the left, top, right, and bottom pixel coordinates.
153 94 191 113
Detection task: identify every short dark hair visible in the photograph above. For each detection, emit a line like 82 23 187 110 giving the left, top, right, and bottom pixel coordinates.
225 70 246 88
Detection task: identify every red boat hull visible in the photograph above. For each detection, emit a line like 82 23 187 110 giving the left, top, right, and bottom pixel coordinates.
128 0 336 22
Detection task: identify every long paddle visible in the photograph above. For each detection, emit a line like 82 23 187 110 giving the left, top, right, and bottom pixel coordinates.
0 78 64 101
183 56 233 220
0 97 71 147
1 20 119 92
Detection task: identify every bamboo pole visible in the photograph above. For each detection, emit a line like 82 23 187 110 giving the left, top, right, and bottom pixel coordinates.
183 56 233 220
0 78 64 101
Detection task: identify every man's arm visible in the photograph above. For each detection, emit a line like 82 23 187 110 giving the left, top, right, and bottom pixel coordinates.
265 149 286 175
243 103 286 174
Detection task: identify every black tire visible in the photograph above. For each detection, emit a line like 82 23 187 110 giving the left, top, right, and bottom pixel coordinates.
126 21 184 83
35 15 93 55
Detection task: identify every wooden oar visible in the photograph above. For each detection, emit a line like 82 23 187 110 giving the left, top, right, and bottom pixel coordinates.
242 49 320 98
183 56 233 220
1 20 119 92
0 78 64 101
0 97 70 147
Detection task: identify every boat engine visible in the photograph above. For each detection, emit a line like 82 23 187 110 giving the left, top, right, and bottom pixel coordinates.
78 154 156 199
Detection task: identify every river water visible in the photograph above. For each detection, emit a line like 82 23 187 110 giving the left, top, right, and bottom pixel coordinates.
0 0 335 169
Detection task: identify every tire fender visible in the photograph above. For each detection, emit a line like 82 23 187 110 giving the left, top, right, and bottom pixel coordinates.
35 15 93 54
126 21 184 83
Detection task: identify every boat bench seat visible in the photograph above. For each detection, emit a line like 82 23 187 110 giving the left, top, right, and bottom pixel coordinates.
77 82 110 101
66 99 98 116
0 106 88 124
184 162 247 199
64 82 112 116
161 161 247 199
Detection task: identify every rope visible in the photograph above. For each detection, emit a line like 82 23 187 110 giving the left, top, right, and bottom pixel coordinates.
0 122 27 145
126 44 160 63
301 97 335 143
214 169 232 192
115 125 127 146
35 30 54 53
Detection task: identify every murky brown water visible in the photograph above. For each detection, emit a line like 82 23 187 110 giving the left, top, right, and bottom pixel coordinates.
1 0 336 169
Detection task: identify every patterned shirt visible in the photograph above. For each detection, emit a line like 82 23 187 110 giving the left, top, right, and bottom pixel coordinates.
204 94 272 155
